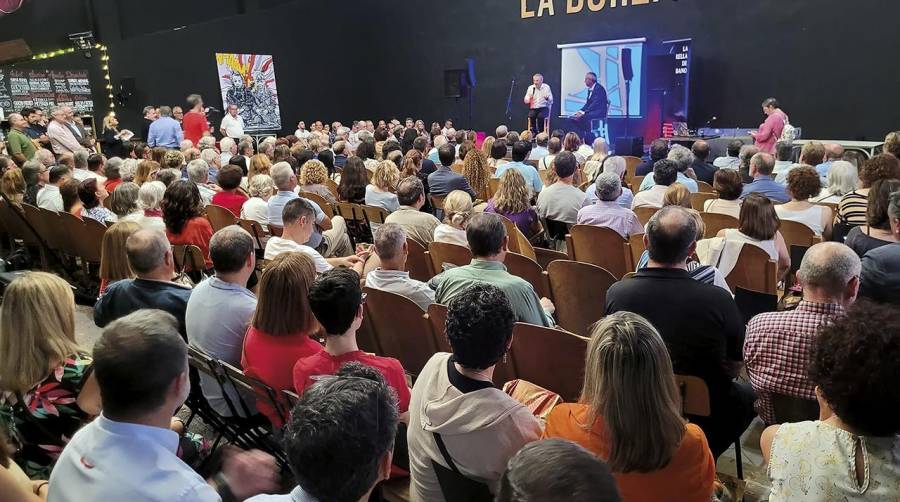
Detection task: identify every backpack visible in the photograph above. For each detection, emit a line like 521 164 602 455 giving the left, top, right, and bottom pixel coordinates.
779 115 797 142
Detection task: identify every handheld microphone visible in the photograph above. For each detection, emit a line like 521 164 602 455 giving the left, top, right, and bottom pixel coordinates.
704 116 717 127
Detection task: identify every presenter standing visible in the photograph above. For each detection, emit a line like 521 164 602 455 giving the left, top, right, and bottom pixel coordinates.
524 73 553 135
219 104 245 140
751 97 788 154
571 72 608 143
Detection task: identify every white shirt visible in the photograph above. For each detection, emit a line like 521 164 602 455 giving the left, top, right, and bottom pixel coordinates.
263 236 332 273
48 414 219 502
294 129 311 139
37 184 63 212
433 224 469 248
72 168 94 182
365 268 436 311
524 83 554 109
631 184 668 209
241 197 270 229
220 114 245 138
197 184 215 207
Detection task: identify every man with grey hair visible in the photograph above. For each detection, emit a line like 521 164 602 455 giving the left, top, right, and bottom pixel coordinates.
524 73 553 136
179 139 194 152
186 159 216 205
219 103 245 140
365 223 435 310
186 225 258 416
384 176 441 246
745 242 861 424
199 147 221 184
71 149 93 181
741 152 789 203
606 205 748 459
859 191 900 305
528 132 550 161
219 136 237 165
94 229 193 338
198 135 217 151
35 147 56 168
638 144 699 193
147 105 183 148
577 172 643 238
46 105 83 154
583 155 634 208
495 124 509 140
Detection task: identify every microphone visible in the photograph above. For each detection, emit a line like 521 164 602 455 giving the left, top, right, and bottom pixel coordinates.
205 106 221 114
703 116 717 127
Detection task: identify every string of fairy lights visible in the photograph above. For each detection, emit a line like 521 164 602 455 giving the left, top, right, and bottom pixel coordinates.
30 43 115 116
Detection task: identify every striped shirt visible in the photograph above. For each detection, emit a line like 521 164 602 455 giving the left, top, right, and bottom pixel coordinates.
837 190 868 226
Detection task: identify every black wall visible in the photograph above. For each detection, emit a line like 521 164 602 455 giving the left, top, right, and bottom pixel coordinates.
4 0 898 140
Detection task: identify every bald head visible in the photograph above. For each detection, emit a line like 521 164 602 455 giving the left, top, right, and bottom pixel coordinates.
798 242 860 303
125 229 171 276
646 206 697 266
825 143 845 161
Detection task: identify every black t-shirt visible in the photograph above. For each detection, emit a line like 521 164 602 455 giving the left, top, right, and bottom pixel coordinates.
605 267 744 400
691 159 718 184
447 356 494 394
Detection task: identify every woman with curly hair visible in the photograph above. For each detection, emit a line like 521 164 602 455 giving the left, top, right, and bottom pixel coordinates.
338 157 368 204
775 165 833 239
762 301 900 501
486 168 541 237
461 148 492 202
162 149 186 171
162 180 214 269
838 153 900 227
365 160 400 213
298 159 336 203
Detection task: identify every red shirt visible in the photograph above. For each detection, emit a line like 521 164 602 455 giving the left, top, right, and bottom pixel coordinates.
212 191 249 217
242 326 323 427
182 111 209 146
105 178 122 193
293 350 411 412
165 216 214 269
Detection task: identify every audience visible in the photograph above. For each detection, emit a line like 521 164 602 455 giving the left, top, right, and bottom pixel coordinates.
241 252 324 427
713 139 743 170
636 139 670 176
337 156 369 204
408 284 541 500
583 156 634 208
242 174 276 230
741 152 789 203
430 213 553 326
703 169 743 218
161 180 214 269
428 143 476 198
78 178 116 224
297 159 335 203
0 168 26 204
717 193 791 277
813 160 858 204
544 312 716 501
486 169 542 237
210 164 248 216
365 160 401 212
48 310 277 501
775 165 834 238
98 221 141 294
771 140 796 184
858 190 900 305
433 190 473 247
690 140 717 184
761 301 900 500
663 183 692 208
737 145 760 183
537 151 585 225
606 206 751 458
632 160 677 209
577 172 644 239
0 272 100 479
36 165 69 212
495 141 543 194
639 145 699 193
845 179 900 257
837 153 900 227
815 142 845 179
460 149 492 202
60 178 82 217
186 226 258 417
384 177 441 246
745 242 860 425
366 223 435 310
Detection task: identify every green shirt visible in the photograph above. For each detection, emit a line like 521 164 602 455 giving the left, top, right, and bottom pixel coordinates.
6 128 37 162
430 259 553 327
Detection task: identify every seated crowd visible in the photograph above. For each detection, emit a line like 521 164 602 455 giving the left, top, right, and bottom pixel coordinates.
1 108 900 502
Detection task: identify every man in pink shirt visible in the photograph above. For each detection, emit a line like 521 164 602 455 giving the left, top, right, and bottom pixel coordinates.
751 97 788 154
46 106 83 155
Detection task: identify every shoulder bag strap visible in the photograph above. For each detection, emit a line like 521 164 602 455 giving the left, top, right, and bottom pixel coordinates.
433 432 461 474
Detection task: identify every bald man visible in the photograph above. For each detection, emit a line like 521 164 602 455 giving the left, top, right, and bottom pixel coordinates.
5 113 37 166
815 143 846 179
524 73 554 136
744 242 860 424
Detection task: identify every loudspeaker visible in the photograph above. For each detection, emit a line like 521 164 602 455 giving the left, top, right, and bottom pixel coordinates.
465 58 477 88
616 136 644 157
622 48 634 82
443 69 465 98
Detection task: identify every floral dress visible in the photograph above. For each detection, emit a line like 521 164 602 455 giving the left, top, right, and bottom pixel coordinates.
0 352 93 479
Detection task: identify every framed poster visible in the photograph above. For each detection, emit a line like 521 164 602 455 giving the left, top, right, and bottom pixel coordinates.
215 53 281 131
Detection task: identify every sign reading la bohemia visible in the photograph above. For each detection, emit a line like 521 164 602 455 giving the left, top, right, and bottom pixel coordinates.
521 0 660 19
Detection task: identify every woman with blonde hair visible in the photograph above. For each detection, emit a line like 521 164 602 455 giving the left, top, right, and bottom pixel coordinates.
433 190 473 247
248 153 273 180
162 149 185 171
0 272 101 478
663 183 692 208
133 160 160 186
481 136 496 161
461 149 492 202
365 160 400 212
99 113 127 158
241 174 276 231
1 168 26 204
486 168 541 237
241 252 323 427
543 311 716 501
298 159 336 203
98 221 141 294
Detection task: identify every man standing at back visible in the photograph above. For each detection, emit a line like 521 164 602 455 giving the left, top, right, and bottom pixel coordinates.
219 104 245 140
605 206 751 459
46 106 82 155
147 106 184 149
183 94 212 146
495 141 543 195
4 113 37 166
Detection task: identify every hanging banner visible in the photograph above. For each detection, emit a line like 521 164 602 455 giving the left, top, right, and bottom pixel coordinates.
215 53 282 132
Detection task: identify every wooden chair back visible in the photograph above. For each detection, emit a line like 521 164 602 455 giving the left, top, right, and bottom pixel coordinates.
633 206 658 226
21 204 57 251
627 232 646 270
39 208 73 255
534 247 569 270
696 180 715 193
725 244 778 294
405 237 435 282
427 241 472 274
364 287 439 375
172 244 206 273
675 374 711 417
300 192 335 216
268 224 284 237
219 359 289 427
360 204 389 226
488 178 500 198
497 214 522 255
334 202 363 222
0 201 41 247
690 192 717 211
238 218 268 250
325 179 340 200
80 217 108 264
566 224 632 279
547 260 616 337
509 323 587 402
428 194 446 211
632 175 645 191
356 312 381 354
700 212 739 238
504 251 550 298
205 204 238 232
779 219 820 249
623 156 642 182
426 303 451 353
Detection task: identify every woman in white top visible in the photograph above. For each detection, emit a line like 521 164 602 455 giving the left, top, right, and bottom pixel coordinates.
717 193 790 277
762 302 900 502
433 190 472 247
241 174 275 230
703 169 743 219
812 160 858 204
365 160 400 213
775 165 833 239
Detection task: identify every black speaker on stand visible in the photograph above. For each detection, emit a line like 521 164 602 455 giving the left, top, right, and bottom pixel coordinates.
617 48 643 155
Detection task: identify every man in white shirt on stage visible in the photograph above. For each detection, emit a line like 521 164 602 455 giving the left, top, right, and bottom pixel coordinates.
524 73 553 136
219 104 245 140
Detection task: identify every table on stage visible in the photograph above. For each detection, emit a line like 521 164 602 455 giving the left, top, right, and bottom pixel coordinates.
793 139 884 158
668 135 721 148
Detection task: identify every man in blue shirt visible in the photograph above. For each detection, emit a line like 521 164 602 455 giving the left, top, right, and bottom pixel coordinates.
147 105 184 148
495 140 544 194
528 132 550 160
427 143 476 198
741 152 789 203
639 144 699 193
815 143 845 180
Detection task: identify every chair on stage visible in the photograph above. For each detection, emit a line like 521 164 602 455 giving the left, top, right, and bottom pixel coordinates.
589 119 610 145
527 116 550 136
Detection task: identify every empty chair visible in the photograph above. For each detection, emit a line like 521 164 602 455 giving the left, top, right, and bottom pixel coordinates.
700 212 739 238
547 260 616 337
364 287 439 375
205 204 238 232
428 241 473 274
504 252 549 298
566 224 632 279
628 232 646 270
405 237 434 282
725 244 778 295
508 323 587 402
